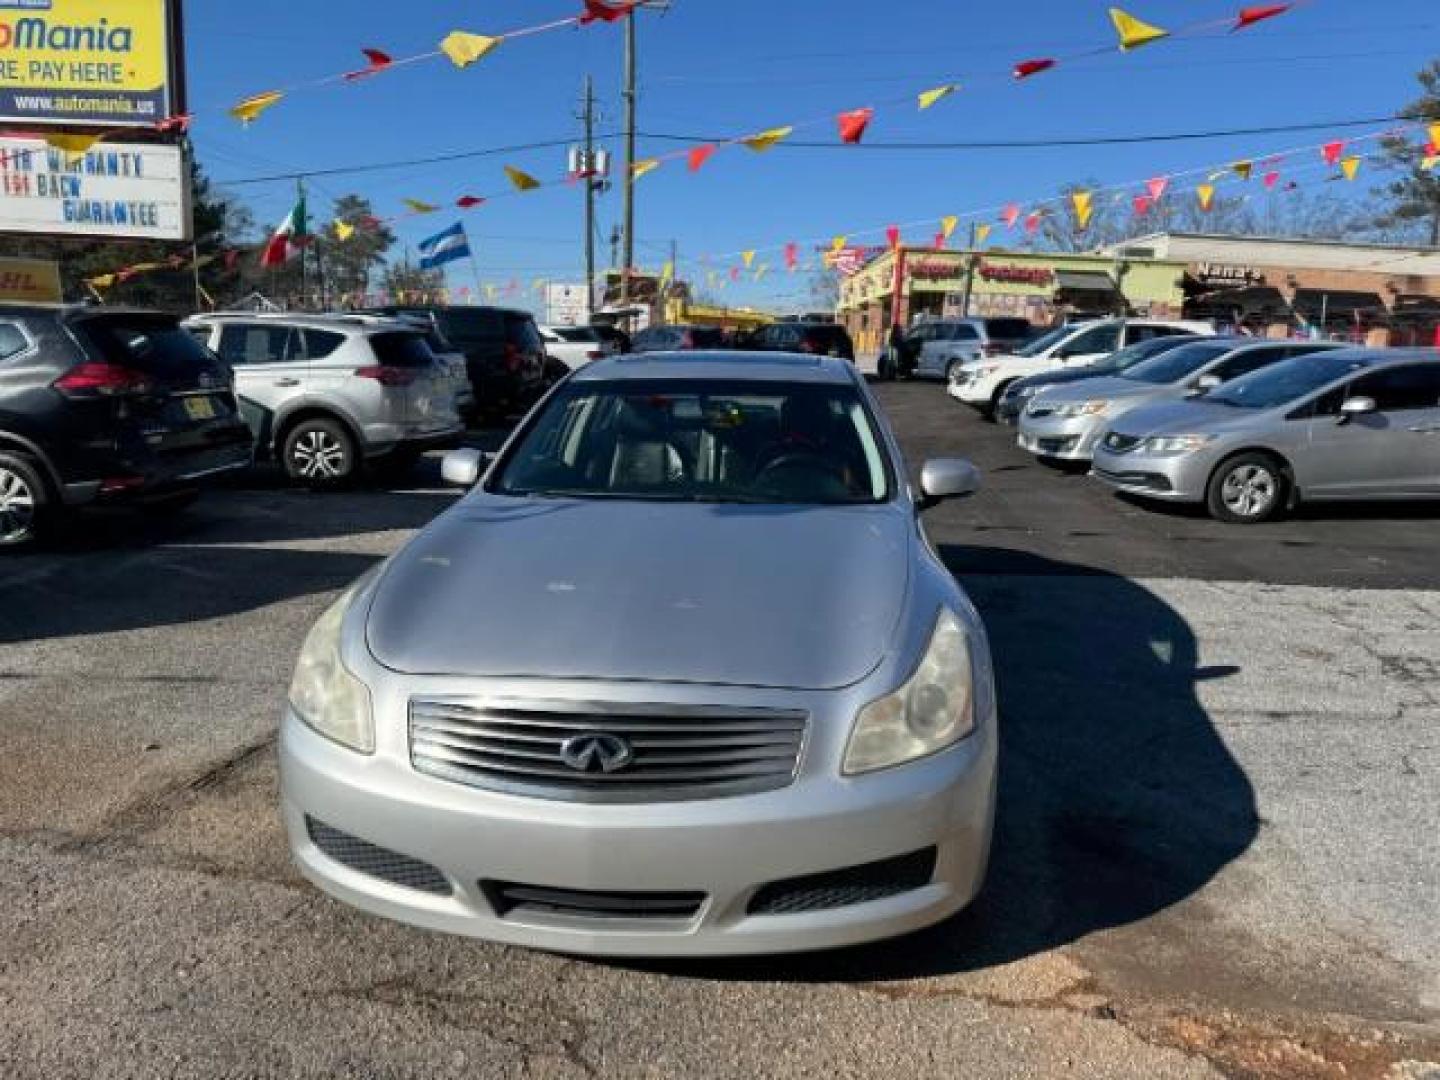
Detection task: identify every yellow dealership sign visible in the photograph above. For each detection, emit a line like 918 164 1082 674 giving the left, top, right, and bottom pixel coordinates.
0 256 61 302
0 0 179 126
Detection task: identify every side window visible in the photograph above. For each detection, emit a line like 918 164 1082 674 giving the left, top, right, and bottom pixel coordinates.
1063 324 1120 355
1350 365 1440 412
1127 324 1176 343
1210 350 1281 382
303 330 346 360
217 324 290 366
951 324 980 341
0 321 30 362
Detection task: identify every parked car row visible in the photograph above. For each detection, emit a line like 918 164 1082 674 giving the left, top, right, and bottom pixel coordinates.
631 322 857 360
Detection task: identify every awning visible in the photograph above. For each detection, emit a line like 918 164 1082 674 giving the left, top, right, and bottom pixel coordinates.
1290 289 1388 322
1054 270 1118 292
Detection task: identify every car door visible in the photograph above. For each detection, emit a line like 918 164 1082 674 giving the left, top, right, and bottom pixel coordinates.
1296 364 1440 497
1051 322 1121 368
215 322 305 442
916 324 949 374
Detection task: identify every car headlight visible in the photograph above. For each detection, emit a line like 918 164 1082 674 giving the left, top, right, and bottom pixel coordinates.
288 573 376 753
1140 434 1214 456
844 609 975 775
1051 399 1109 418
1014 385 1038 399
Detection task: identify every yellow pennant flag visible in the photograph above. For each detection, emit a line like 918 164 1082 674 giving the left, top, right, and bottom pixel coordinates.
1109 7 1170 51
1197 183 1216 211
755 264 768 282
940 214 959 240
45 133 101 155
441 31 503 69
660 261 674 285
742 126 793 152
741 250 756 268
334 220 356 241
1340 156 1361 181
632 158 660 180
403 199 439 214
1072 191 1093 229
918 84 957 110
1232 160 1253 181
532 278 546 293
1430 123 1440 150
831 235 847 252
1423 155 1439 171
975 223 991 246
230 90 283 125
88 274 116 290
504 166 541 191
485 284 498 300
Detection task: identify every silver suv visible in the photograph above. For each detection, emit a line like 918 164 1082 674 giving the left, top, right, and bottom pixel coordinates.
185 314 463 486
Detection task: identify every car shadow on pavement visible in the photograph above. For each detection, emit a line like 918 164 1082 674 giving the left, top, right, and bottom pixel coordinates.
637 547 1256 984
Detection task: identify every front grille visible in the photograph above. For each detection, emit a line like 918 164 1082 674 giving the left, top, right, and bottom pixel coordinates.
305 817 451 896
1103 431 1143 453
409 698 807 803
748 848 937 915
480 880 706 921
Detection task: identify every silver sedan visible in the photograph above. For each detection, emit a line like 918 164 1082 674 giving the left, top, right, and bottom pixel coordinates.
1090 348 1440 522
280 353 998 956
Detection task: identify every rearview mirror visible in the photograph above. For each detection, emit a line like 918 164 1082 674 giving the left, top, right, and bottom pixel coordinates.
917 458 981 511
1337 396 1377 424
441 448 486 487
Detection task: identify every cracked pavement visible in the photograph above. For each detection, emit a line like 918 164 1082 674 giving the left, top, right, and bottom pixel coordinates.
1 383 1437 1078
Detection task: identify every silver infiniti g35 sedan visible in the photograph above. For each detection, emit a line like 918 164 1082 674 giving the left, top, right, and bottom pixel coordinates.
280 352 998 956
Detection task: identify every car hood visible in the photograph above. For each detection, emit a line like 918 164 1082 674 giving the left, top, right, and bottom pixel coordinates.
1107 398 1268 437
366 495 911 690
1012 367 1114 393
1037 375 1150 404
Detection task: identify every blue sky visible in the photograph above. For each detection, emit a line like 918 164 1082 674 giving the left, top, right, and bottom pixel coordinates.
188 0 1440 309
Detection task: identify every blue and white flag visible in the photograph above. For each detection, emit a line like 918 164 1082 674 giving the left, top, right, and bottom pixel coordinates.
418 222 471 269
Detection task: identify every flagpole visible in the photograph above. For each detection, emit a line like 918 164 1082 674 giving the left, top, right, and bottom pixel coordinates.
297 177 308 310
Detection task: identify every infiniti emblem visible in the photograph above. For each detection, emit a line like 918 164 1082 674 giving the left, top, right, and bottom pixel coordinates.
559 733 635 774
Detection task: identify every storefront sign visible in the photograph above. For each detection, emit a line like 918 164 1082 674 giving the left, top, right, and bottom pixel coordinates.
908 258 965 281
977 261 1054 286
0 135 189 239
545 282 590 325
0 255 60 301
0 0 179 126
1195 262 1264 287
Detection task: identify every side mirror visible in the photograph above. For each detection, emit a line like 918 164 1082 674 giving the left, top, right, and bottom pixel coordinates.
441 447 486 487
916 457 981 511
1337 396 1377 424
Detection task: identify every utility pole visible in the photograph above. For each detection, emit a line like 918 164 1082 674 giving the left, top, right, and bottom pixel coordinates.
959 222 978 317
619 11 636 304
581 75 598 315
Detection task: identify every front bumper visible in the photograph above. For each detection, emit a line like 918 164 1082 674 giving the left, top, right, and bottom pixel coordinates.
1016 411 1109 461
947 369 1001 405
1090 443 1215 502
280 690 996 957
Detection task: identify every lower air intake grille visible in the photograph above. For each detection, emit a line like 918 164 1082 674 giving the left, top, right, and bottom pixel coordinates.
747 847 937 915
480 880 706 921
306 817 451 896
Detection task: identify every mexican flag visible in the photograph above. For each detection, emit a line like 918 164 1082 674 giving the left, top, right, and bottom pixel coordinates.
260 197 309 268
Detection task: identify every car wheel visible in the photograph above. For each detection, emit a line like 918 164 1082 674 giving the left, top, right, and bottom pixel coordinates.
283 418 356 488
983 381 1014 423
0 452 49 548
1206 452 1287 524
945 359 962 383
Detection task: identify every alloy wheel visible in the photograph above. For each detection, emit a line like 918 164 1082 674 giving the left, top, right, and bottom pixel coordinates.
1220 463 1276 519
0 465 37 544
291 430 348 480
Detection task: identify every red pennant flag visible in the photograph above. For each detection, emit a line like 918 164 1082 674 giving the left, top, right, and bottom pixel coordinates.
1263 171 1281 189
885 225 901 249
933 232 946 249
784 242 799 269
1146 176 1169 201
1013 58 1056 79
688 144 717 172
345 48 394 81
1132 194 1152 216
729 267 740 282
1001 204 1021 229
155 113 192 134
1425 142 1438 157
837 107 875 145
580 0 638 24
1024 211 1042 234
1234 4 1290 30
456 195 485 209
1321 140 1345 166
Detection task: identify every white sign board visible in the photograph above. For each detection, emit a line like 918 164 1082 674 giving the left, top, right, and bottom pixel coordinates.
545 282 590 326
0 136 190 240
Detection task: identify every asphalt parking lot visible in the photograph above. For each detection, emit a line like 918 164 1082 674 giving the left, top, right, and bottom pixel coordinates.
1 381 1437 1079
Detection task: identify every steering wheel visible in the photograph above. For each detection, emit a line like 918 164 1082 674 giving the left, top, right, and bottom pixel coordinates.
755 451 848 489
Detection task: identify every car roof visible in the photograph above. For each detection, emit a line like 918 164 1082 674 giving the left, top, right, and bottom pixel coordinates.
572 351 859 385
185 312 421 334
1216 339 1347 355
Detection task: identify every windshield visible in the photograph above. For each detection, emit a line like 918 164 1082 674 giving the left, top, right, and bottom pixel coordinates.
1092 334 1199 374
1015 325 1073 357
1122 341 1235 385
495 379 892 505
1207 353 1373 409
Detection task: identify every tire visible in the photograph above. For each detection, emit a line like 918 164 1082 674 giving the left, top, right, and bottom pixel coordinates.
282 418 357 488
0 451 50 548
945 359 962 383
1205 452 1288 524
983 381 1015 424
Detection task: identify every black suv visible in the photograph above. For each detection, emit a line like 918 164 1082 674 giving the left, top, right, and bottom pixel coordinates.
746 321 856 361
365 305 547 422
0 304 253 547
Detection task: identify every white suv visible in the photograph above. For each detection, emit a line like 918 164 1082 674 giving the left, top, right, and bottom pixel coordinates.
185 313 464 487
947 318 1215 418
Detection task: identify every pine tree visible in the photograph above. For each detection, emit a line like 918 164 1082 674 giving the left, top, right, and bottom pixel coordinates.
1375 61 1440 245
